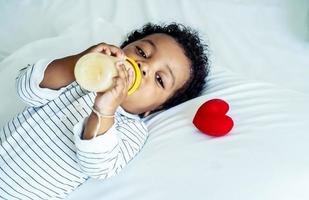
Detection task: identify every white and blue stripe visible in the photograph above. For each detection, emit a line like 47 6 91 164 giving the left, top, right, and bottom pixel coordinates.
0 59 148 199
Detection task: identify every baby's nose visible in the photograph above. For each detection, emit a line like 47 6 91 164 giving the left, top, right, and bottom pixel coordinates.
138 62 147 76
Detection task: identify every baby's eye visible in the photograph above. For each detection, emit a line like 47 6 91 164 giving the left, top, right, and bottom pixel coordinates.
156 73 165 88
136 46 147 58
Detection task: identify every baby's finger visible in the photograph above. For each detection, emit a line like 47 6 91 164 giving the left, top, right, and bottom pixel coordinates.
116 64 131 94
89 43 106 53
128 68 135 89
92 43 112 55
101 46 112 56
109 45 126 60
116 61 129 82
113 77 127 95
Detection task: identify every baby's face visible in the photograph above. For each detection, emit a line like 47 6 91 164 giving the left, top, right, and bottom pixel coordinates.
121 33 191 115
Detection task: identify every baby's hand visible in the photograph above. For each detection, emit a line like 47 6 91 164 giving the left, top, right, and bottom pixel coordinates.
93 61 135 115
78 43 132 115
78 43 126 60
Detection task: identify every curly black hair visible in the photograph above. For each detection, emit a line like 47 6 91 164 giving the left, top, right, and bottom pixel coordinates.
120 23 210 115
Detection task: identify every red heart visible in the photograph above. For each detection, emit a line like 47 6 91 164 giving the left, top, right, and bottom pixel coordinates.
193 99 234 137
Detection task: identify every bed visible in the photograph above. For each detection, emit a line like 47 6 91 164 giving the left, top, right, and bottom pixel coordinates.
1 0 309 200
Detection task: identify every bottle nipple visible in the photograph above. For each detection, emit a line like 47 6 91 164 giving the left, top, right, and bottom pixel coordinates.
74 52 141 95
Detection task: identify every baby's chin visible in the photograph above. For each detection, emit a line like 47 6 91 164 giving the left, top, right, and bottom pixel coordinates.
120 97 140 114
121 95 151 116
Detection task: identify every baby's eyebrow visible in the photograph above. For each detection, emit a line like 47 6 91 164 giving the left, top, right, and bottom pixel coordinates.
141 39 156 51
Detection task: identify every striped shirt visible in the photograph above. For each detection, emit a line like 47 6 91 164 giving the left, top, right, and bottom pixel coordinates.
0 59 149 199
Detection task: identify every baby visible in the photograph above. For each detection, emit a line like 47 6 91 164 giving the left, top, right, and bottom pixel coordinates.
0 23 209 199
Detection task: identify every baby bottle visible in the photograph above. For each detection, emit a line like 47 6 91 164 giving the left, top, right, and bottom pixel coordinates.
74 52 141 95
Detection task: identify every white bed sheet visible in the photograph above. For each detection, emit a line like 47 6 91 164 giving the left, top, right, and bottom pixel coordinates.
1 1 309 200
67 68 309 200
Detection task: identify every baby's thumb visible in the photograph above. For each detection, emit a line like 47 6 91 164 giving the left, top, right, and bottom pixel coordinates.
92 44 110 54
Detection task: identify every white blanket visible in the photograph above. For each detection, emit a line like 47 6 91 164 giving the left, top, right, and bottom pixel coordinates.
1 1 309 200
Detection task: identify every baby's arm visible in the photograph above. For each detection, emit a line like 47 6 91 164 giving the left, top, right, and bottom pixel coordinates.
80 44 128 140
15 60 69 107
39 43 125 90
73 44 144 179
15 43 121 107
38 55 78 90
74 116 148 179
